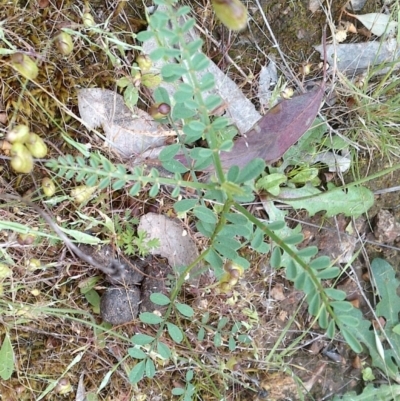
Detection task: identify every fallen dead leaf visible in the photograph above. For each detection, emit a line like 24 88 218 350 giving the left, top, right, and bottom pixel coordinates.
78 88 170 157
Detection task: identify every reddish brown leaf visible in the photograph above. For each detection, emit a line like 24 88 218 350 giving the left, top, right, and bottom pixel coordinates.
218 85 324 169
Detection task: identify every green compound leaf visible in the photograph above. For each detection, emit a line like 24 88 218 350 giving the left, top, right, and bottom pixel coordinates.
318 307 329 329
196 220 216 238
157 341 171 359
191 52 210 71
150 293 170 306
161 64 187 81
296 246 318 258
139 312 164 325
167 322 183 344
307 292 321 316
161 159 189 174
129 360 146 384
309 256 331 270
176 302 194 318
283 233 304 245
149 47 165 61
159 144 181 161
331 301 354 313
197 327 205 341
324 288 347 301
129 182 141 196
316 267 340 279
340 328 362 353
172 103 197 119
204 249 223 273
149 184 160 197
198 72 215 91
128 348 147 360
270 247 282 268
236 159 266 183
193 206 217 224
131 334 155 345
0 333 14 380
337 315 360 327
326 319 336 339
136 30 155 42
146 359 156 378
214 241 238 259
227 165 240 182
172 388 185 396
204 94 222 112
266 220 286 231
84 289 100 314
174 199 198 213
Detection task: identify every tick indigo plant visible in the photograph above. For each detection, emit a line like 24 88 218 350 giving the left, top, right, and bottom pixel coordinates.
45 0 378 394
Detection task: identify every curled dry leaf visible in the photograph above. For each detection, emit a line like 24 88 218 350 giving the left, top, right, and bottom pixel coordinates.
78 88 171 157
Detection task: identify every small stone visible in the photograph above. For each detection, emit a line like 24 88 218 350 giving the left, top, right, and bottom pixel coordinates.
100 287 141 325
373 209 400 244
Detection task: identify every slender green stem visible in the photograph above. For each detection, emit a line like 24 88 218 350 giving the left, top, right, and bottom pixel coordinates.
233 202 336 321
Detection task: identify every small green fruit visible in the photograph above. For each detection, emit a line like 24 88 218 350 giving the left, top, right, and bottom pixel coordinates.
10 53 39 80
17 232 37 245
42 177 56 197
54 32 74 56
0 263 12 279
149 103 171 119
10 143 34 173
211 0 248 31
26 258 41 270
55 378 72 395
6 124 30 144
136 54 152 73
71 185 97 204
83 12 95 27
142 73 162 89
25 133 48 158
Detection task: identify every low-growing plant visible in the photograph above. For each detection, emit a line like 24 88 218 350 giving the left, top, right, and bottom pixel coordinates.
43 0 373 370
3 0 400 398
40 0 394 389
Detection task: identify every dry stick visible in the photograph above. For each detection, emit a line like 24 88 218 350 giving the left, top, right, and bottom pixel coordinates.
0 193 126 280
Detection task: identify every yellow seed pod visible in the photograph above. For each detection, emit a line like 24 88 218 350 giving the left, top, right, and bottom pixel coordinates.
0 263 12 279
136 54 153 73
55 378 72 395
18 232 37 245
149 103 171 119
26 258 41 270
10 53 39 80
42 177 56 197
211 0 248 31
25 133 48 158
83 12 95 28
132 70 142 87
6 124 30 144
10 143 34 173
70 185 97 204
54 32 74 56
141 73 162 89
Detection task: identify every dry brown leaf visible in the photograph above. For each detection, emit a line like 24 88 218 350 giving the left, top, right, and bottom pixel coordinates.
77 88 169 157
